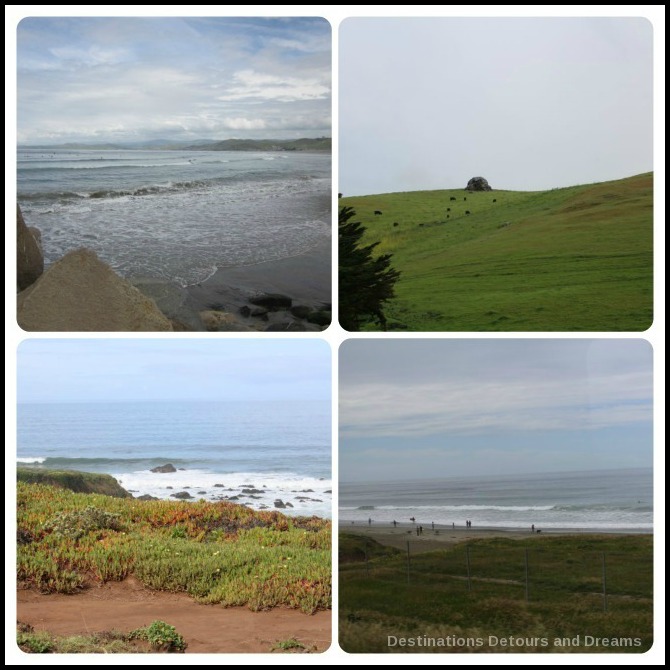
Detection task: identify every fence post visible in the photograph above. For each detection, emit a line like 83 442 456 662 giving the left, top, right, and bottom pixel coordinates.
602 552 608 612
406 541 410 584
524 548 529 602
466 545 472 592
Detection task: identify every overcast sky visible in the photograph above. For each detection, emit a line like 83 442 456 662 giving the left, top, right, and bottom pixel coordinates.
17 339 331 404
340 339 652 481
340 17 653 195
16 16 331 145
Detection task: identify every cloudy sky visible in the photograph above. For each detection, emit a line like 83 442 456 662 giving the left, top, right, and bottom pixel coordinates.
16 16 331 145
17 339 331 404
340 339 653 481
340 17 653 195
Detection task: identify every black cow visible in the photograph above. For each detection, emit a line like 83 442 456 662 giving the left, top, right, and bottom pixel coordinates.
446 214 450 218
492 198 497 203
374 210 382 216
464 197 467 201
447 208 450 212
393 222 399 227
465 210 471 215
450 196 456 201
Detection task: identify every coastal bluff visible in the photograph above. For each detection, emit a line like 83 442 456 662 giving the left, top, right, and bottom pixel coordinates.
17 247 173 332
17 468 131 498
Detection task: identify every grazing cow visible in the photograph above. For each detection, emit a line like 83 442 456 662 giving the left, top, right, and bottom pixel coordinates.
446 214 450 218
465 210 471 215
447 208 450 212
374 210 382 216
464 197 467 201
492 198 497 203
450 196 456 201
393 222 399 227
419 223 425 227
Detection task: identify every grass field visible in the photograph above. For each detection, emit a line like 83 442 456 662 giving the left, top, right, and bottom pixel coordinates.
339 533 653 653
17 481 331 613
339 173 653 331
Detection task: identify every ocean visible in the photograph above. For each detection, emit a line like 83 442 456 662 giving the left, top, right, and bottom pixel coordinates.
340 468 652 532
17 400 332 518
17 148 331 287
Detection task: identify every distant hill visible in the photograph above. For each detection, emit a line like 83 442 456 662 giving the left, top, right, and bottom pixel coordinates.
186 137 331 152
19 137 331 152
340 173 653 331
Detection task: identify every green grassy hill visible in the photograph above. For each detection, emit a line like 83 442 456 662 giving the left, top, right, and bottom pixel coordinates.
339 533 652 653
340 173 653 331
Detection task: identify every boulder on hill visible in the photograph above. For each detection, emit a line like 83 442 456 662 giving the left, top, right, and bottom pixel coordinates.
17 248 173 331
465 176 492 191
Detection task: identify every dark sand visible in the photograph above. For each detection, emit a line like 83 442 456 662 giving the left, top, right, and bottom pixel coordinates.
133 236 332 330
186 236 332 312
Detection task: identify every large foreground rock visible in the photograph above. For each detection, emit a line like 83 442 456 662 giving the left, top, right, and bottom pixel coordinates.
17 205 44 291
17 248 173 331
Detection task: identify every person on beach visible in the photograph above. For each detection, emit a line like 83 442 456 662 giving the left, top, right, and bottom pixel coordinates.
452 522 455 529
419 525 423 535
393 520 397 527
416 526 420 536
431 521 434 530
368 517 372 526
531 524 535 532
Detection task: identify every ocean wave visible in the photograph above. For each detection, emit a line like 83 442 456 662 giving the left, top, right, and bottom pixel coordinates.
17 456 191 467
343 504 557 512
18 173 286 205
112 470 332 518
19 162 194 172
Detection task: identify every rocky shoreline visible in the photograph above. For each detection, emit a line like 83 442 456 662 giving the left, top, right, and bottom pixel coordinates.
16 205 332 331
133 235 332 331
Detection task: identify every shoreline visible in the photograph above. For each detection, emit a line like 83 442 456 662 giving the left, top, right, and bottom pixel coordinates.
132 234 332 331
340 523 652 553
18 464 332 519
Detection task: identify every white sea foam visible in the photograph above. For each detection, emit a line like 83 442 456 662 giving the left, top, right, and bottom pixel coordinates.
18 149 331 287
115 469 332 518
17 456 46 464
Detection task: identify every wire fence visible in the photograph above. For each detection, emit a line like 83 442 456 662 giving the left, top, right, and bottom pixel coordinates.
350 538 652 611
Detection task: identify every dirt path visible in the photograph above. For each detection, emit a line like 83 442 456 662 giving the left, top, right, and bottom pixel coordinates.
16 577 331 653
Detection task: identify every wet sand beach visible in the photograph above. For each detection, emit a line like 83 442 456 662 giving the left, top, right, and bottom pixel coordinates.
341 522 650 554
133 235 332 330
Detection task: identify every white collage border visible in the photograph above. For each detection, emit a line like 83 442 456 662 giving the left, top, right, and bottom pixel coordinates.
5 5 665 666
